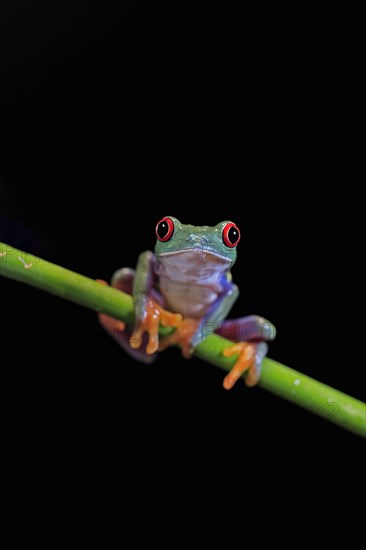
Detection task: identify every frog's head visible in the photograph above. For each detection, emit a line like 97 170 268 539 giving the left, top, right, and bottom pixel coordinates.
154 216 240 273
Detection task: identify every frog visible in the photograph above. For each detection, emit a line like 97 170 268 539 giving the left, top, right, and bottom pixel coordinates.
98 216 276 389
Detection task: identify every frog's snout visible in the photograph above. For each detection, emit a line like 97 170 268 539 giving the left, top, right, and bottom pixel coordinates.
185 234 210 248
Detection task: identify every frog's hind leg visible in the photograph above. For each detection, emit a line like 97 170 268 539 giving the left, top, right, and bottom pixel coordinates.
98 268 157 364
215 315 276 389
215 315 276 343
111 267 135 293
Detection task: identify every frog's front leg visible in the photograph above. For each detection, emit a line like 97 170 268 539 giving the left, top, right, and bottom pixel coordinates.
98 259 180 361
129 251 182 354
158 284 239 358
98 268 156 363
194 287 276 390
158 282 276 390
218 316 276 389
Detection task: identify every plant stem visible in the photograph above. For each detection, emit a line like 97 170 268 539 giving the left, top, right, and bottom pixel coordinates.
1 242 365 438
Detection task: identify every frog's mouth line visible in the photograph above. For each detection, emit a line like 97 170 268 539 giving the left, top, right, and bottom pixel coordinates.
158 248 232 264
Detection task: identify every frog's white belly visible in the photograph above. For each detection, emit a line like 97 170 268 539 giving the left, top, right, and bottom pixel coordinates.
159 277 219 318
156 248 230 318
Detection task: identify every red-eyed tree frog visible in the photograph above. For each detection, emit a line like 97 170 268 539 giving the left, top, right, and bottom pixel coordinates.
98 217 276 389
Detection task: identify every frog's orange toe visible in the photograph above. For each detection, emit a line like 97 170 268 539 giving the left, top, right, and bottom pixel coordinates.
98 313 126 334
96 279 109 286
129 300 159 354
223 376 236 390
129 327 143 349
130 300 182 355
158 318 199 358
159 309 183 328
222 342 257 390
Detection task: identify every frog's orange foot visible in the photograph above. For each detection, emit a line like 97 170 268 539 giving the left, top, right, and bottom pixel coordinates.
222 341 268 390
158 318 200 358
130 300 182 355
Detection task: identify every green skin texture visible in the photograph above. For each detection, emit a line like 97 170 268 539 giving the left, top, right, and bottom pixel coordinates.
0 241 365 437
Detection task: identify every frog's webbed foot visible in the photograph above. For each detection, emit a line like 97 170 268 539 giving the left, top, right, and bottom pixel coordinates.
130 300 182 355
222 341 268 390
97 277 159 363
157 318 200 358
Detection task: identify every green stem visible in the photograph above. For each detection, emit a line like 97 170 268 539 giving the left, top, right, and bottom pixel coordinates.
1 242 365 438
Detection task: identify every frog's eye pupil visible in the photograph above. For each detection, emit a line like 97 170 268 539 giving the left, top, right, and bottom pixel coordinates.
156 217 174 242
222 222 240 248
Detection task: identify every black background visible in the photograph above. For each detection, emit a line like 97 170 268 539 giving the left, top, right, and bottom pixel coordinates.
1 3 365 513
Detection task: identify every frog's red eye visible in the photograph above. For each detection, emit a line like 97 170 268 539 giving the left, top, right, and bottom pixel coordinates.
222 222 240 248
156 217 174 242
